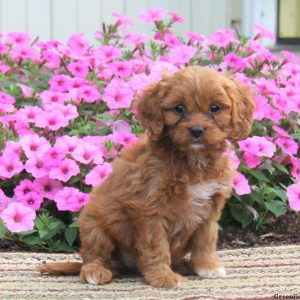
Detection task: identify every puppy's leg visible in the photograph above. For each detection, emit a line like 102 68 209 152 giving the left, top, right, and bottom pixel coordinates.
190 193 228 279
135 219 184 288
190 220 226 278
79 218 115 285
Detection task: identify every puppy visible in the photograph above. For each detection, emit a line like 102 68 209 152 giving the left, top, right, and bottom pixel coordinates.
37 66 254 288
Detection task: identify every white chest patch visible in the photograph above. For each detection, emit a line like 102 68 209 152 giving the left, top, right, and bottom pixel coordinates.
171 181 225 236
187 181 223 201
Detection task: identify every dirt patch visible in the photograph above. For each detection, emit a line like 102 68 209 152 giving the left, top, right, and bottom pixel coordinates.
218 210 300 249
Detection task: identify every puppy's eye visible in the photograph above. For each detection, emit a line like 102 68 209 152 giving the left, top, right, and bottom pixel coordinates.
174 104 185 114
210 104 220 113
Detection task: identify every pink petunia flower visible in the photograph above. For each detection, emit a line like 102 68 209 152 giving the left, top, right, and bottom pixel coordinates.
2 140 22 158
253 24 276 42
72 142 103 165
10 45 39 61
16 106 42 123
49 158 80 182
286 183 300 212
123 33 149 46
33 176 63 200
5 32 31 45
43 146 67 165
139 8 164 23
208 29 238 48
67 33 89 57
168 45 197 65
18 192 43 211
275 137 298 156
43 103 78 121
14 179 35 199
0 189 11 214
169 12 185 23
0 43 8 55
1 202 36 233
186 32 206 43
67 61 89 78
113 132 138 147
290 157 300 180
40 91 66 106
225 147 240 169
102 79 134 109
41 50 61 69
239 136 276 158
24 154 51 178
233 172 251 195
54 187 89 212
95 45 122 62
112 12 134 27
111 120 132 134
109 61 133 78
0 154 24 178
85 163 112 186
16 83 32 97
254 95 271 121
49 74 73 92
223 53 245 70
77 86 100 103
272 125 291 138
35 109 69 130
164 33 182 47
19 134 51 157
0 92 15 114
243 153 262 169
55 135 80 155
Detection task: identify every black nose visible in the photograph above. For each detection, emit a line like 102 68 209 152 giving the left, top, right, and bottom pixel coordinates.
189 126 204 138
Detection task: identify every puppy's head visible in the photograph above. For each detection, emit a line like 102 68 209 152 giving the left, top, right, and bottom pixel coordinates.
137 66 255 154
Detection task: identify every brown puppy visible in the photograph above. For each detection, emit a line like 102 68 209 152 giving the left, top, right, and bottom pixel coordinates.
37 66 254 288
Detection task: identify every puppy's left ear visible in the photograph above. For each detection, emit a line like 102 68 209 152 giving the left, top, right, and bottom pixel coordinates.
137 81 167 140
225 76 255 141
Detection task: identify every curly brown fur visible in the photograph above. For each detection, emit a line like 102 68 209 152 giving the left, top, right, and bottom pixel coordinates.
36 66 254 288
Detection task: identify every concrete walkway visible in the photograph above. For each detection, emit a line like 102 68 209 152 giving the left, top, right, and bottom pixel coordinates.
0 245 299 299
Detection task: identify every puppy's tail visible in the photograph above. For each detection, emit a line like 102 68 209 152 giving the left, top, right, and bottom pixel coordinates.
36 262 82 275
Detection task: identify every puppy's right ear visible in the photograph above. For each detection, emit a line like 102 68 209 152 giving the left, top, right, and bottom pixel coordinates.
137 82 166 140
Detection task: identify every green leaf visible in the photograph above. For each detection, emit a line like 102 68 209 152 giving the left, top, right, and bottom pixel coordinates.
56 241 77 252
0 220 9 239
22 236 45 246
69 221 79 228
291 132 300 142
65 227 78 246
248 170 268 182
264 160 273 175
250 192 264 206
230 206 253 228
268 188 288 202
265 200 287 217
273 162 289 175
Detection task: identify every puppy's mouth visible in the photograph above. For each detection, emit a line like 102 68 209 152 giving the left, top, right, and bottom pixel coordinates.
189 142 204 150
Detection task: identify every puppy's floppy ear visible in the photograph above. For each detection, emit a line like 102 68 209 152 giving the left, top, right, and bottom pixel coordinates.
225 75 255 141
137 81 167 140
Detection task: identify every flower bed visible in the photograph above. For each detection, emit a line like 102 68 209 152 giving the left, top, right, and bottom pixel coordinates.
0 9 299 252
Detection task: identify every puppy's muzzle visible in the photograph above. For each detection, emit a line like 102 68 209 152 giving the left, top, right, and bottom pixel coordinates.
189 126 204 138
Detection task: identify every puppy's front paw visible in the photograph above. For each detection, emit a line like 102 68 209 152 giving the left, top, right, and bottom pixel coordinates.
196 266 226 278
193 258 226 278
80 263 113 285
145 266 185 288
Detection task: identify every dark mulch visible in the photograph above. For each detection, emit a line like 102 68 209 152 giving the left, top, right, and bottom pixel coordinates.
218 210 300 249
0 211 299 253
